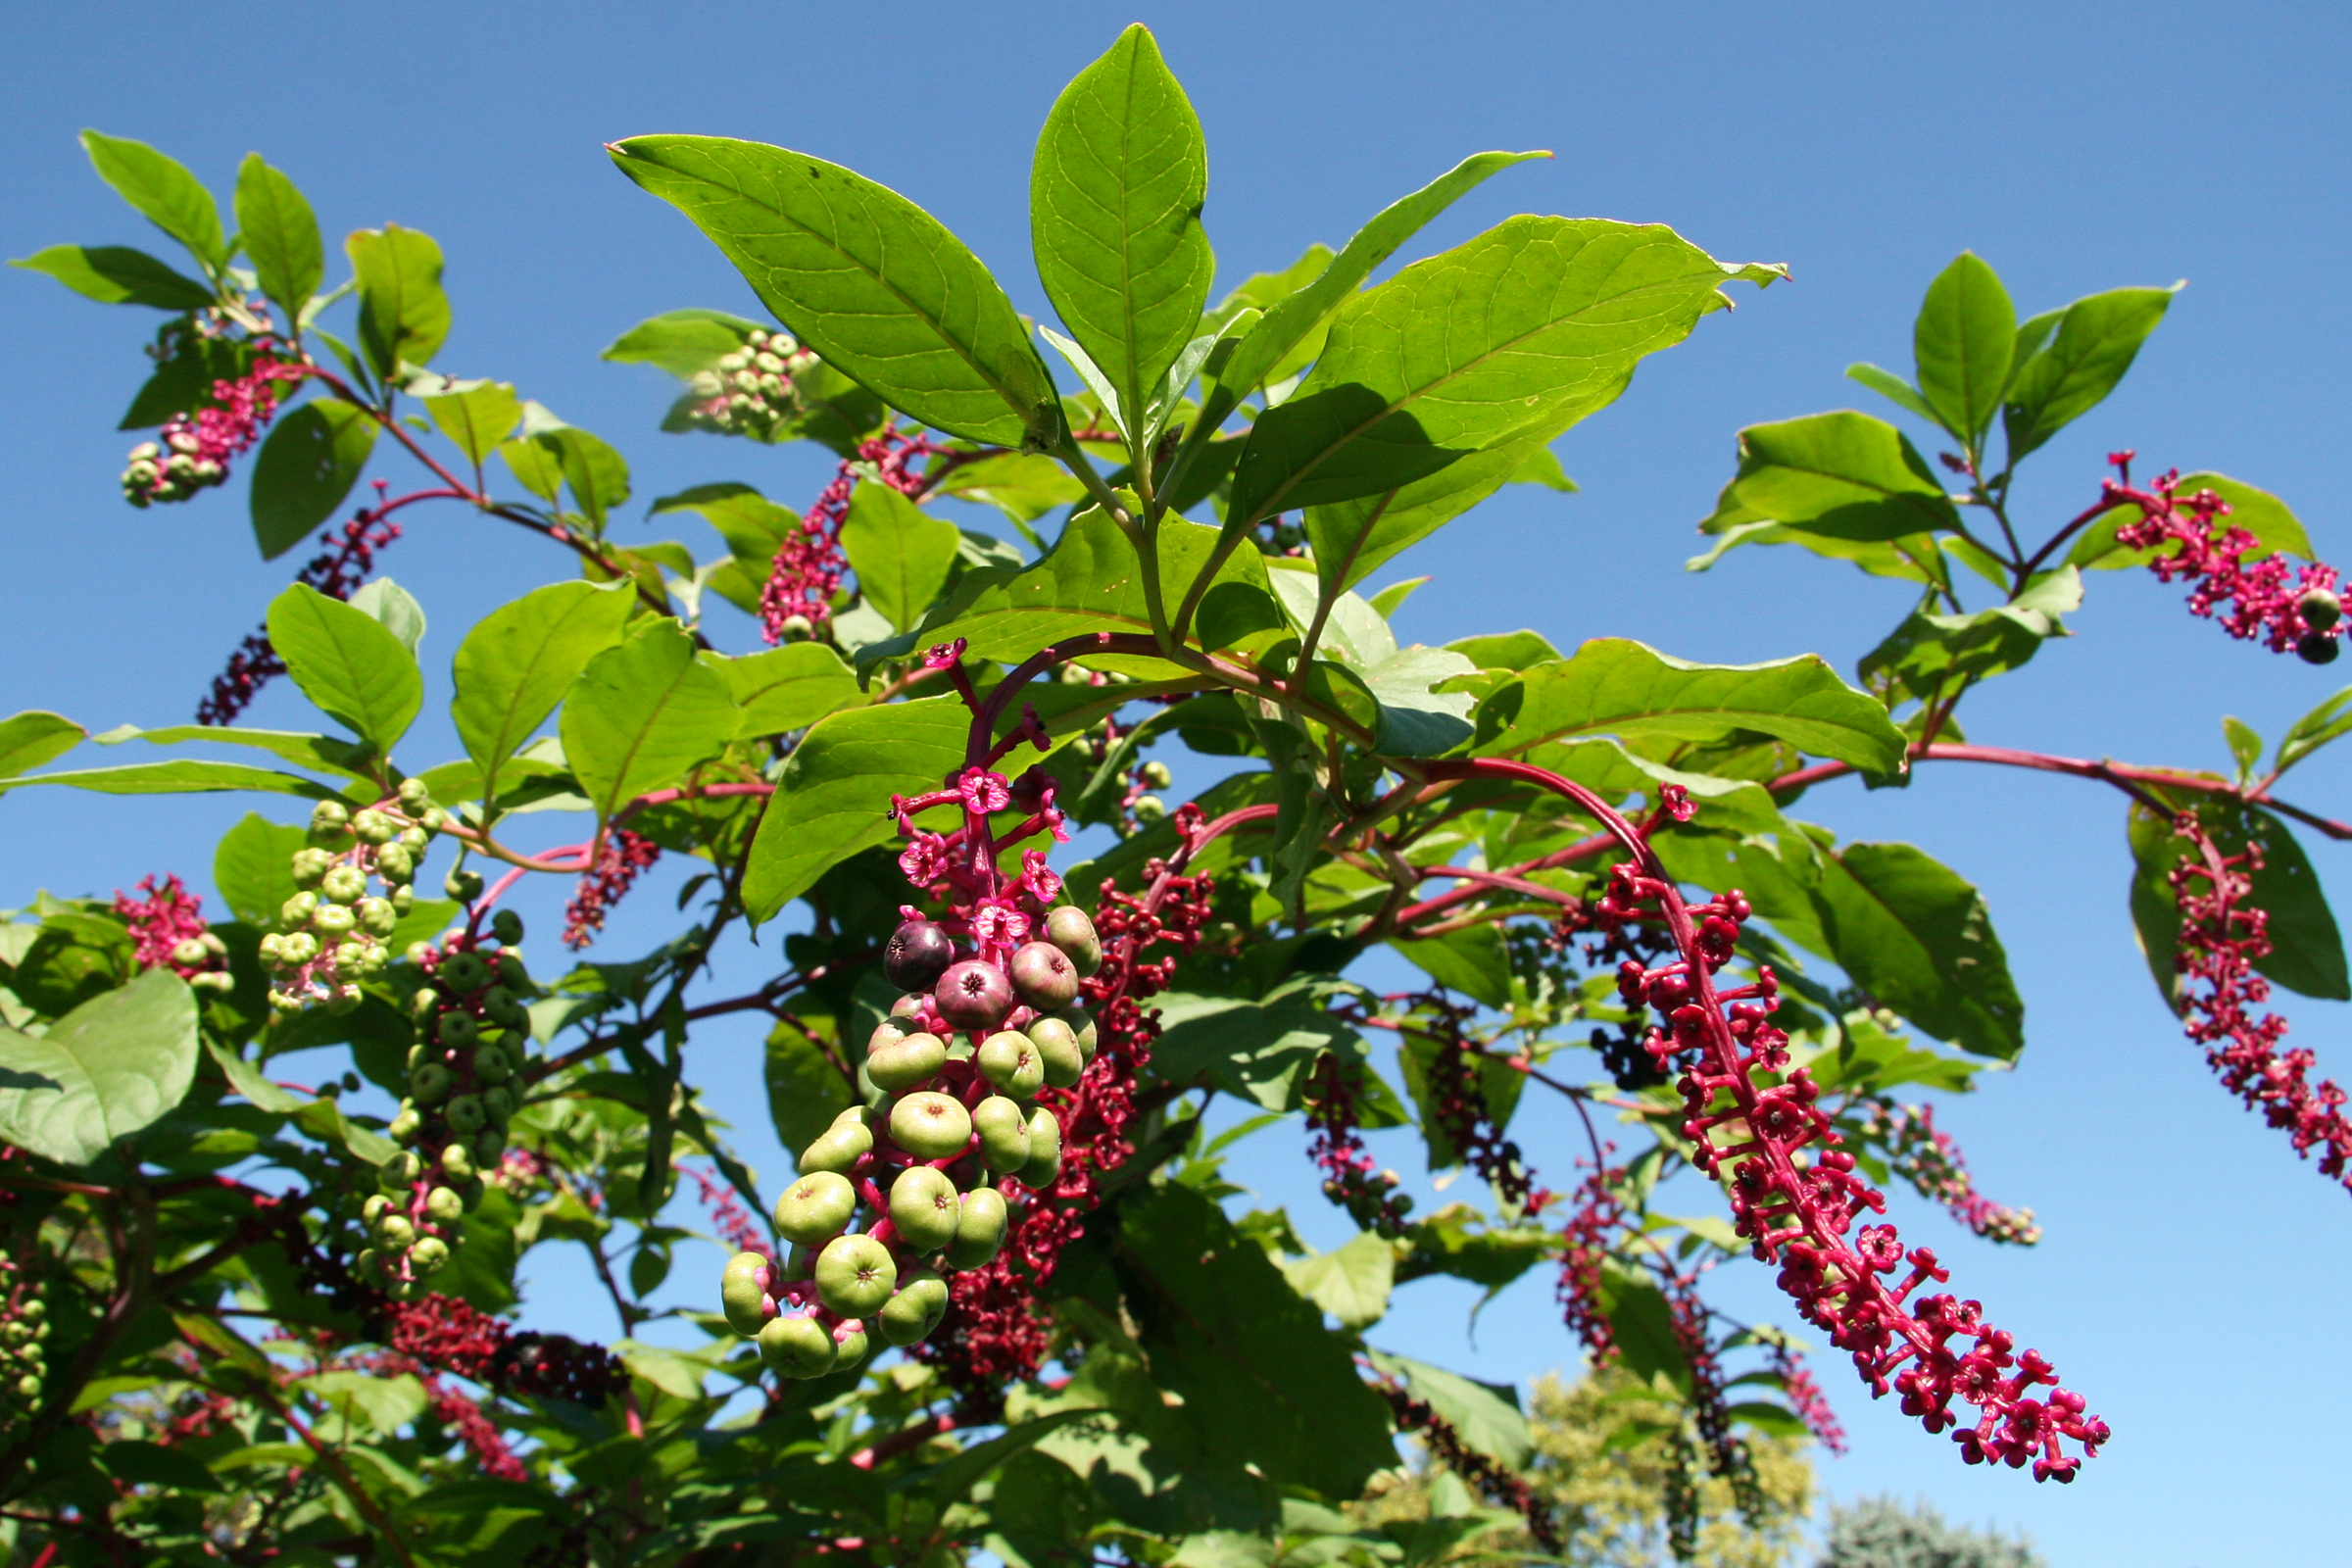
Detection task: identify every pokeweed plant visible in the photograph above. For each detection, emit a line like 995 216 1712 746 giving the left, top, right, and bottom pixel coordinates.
0 21 2344 1565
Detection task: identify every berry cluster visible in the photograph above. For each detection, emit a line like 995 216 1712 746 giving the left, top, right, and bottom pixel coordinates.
1417 998 1550 1213
760 425 943 641
681 326 817 440
1609 866 2107 1481
1555 1161 1625 1361
2167 812 2352 1191
121 335 302 506
562 827 661 950
719 901 1102 1380
260 786 447 1013
1855 1101 2041 1245
198 497 404 726
1378 1381 1561 1552
114 872 232 993
1765 1335 1847 1455
0 1250 48 1422
1113 758 1171 837
2103 454 2345 664
360 920 539 1300
1306 1054 1415 1236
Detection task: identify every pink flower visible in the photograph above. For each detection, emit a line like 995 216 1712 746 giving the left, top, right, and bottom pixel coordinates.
969 899 1030 948
956 767 1012 814
898 832 950 887
1020 851 1061 905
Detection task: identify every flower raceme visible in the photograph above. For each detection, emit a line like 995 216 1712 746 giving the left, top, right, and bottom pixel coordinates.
1855 1102 2041 1246
1607 865 2108 1481
120 333 301 507
113 872 231 992
760 425 945 640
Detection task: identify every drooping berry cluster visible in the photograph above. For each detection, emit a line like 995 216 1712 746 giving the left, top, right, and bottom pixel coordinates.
2103 453 2345 664
561 827 661 950
1378 1381 1561 1552
1765 1335 1847 1455
1306 1053 1416 1237
1668 1283 1759 1518
113 873 232 993
120 334 302 506
760 425 944 641
1854 1101 2041 1245
718 674 1092 1381
359 918 538 1300
1416 997 1551 1212
2166 812 2352 1192
199 496 404 725
1608 866 2107 1481
260 785 446 1013
918 826 1215 1410
681 326 818 440
1546 896 1677 1091
0 1250 49 1423
1555 1160 1625 1361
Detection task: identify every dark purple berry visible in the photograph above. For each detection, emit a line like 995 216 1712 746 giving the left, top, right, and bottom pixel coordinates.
2299 631 2340 666
885 919 956 991
935 958 1014 1031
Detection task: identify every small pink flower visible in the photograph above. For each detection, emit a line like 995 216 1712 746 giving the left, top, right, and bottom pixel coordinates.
1020 851 1061 905
969 899 1030 947
899 833 950 886
956 767 1012 814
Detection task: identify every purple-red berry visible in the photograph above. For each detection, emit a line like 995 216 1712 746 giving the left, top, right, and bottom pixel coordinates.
885 919 956 991
1008 940 1080 1010
935 958 1014 1031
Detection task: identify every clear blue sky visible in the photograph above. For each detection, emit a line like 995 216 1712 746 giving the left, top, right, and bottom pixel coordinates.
5 4 2349 1562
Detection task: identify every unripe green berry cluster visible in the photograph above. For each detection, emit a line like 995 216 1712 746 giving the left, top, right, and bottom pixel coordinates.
0 1254 48 1421
683 327 817 440
718 905 1106 1381
260 782 446 1014
120 433 226 507
356 920 538 1301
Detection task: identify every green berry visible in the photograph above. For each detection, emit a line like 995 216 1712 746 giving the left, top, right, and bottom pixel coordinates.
290 847 335 887
798 1124 871 1175
1141 760 1172 789
472 1043 513 1084
977 1031 1045 1098
1021 1105 1063 1188
446 867 484 903
889 1092 973 1160
436 1010 479 1049
398 777 430 809
409 1062 454 1104
720 1251 775 1336
491 909 524 945
757 1314 836 1379
319 865 368 905
974 1096 1031 1174
374 843 415 883
280 892 319 928
472 1129 506 1166
889 1165 960 1252
440 1142 475 1181
440 953 491 993
445 1095 486 1135
1051 1006 1099 1063
388 1106 422 1142
772 1170 858 1245
831 1320 871 1369
312 905 356 937
877 1270 948 1347
813 1233 897 1317
310 801 352 840
374 1213 416 1249
947 1188 1008 1269
379 1152 423 1189
355 897 398 936
409 1236 451 1275
480 1085 514 1123
1044 906 1102 977
352 809 396 845
424 1186 463 1224
1027 1017 1085 1089
867 1030 948 1092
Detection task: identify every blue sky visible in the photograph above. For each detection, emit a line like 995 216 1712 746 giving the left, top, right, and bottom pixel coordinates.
4 3 2350 1562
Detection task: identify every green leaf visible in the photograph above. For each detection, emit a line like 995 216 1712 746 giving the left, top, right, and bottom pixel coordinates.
1844 362 1941 426
1508 443 1577 492
348 578 426 656
1363 645 1478 758
1912 252 2015 445
1812 841 2025 1058
2225 716 2264 781
557 618 741 824
2278 682 2352 775
601 308 762 375
742 697 965 921
1596 1271 1690 1396
0 712 84 778
266 583 422 753
298 1371 428 1437
1224 216 1783 533
841 480 960 633
250 401 377 561
419 379 522 467
1111 1182 1396 1499
610 135 1060 448
874 507 1282 674
1364 1350 1530 1470
931 453 1088 525
1151 982 1361 1111
10 244 213 310
2002 284 2179 461
765 1013 856 1165
97 1438 223 1493
0 969 198 1165
1280 1231 1394 1329
1473 638 1908 773
1039 325 1127 437
452 581 636 805
539 426 630 527
1305 416 1580 596
1390 923 1510 1008
2129 800 2347 1004
1857 566 2080 707
722 643 861 737
214 813 308 928
0 760 337 801
1210 151 1549 411
346 224 450 378
1697 411 1960 544
233 154 322 322
1031 24 1215 431
80 130 225 271
2070 471 2314 572
93 722 369 780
